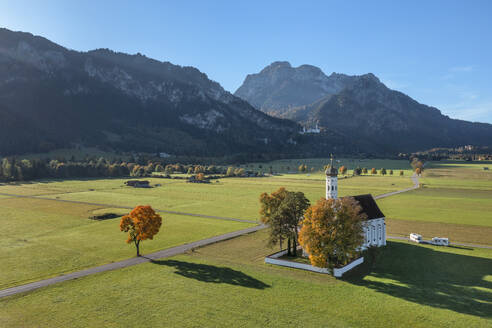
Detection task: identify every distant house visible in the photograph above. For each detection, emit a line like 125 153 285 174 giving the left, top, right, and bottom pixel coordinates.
125 180 150 188
484 167 489 171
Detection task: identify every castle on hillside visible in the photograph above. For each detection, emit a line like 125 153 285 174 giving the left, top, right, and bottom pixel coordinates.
324 156 386 249
299 123 320 134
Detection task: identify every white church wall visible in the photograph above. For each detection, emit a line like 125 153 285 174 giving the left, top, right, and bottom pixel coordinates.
361 218 386 249
265 250 364 277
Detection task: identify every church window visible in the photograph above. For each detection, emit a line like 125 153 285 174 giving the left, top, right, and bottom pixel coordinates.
378 225 382 240
372 226 376 243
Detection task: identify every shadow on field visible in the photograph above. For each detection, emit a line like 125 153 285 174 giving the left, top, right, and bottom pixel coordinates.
344 241 492 317
151 259 270 290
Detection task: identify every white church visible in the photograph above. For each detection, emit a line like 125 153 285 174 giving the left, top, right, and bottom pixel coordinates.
324 158 386 249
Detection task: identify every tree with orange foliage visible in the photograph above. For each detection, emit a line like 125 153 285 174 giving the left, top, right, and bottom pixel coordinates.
415 167 422 175
339 165 347 175
120 205 162 256
298 197 365 269
196 172 205 181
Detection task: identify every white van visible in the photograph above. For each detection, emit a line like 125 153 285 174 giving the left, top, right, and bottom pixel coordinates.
409 233 422 243
431 237 449 246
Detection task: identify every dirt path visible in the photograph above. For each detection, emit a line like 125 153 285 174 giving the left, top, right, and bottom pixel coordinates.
374 173 420 200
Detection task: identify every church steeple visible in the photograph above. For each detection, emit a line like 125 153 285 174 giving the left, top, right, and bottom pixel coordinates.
325 154 338 199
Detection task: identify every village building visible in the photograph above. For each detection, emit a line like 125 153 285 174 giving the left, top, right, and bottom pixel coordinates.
324 157 386 249
125 180 150 188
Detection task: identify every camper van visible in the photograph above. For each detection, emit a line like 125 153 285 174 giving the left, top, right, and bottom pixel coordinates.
409 233 422 243
431 237 449 246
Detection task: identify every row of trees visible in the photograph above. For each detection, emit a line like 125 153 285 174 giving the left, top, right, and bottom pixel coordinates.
0 157 255 182
260 188 366 268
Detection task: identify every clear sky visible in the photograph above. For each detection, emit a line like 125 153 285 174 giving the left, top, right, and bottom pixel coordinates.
1 0 491 123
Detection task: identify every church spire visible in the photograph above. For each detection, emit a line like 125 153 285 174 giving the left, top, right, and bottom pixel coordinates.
326 154 338 199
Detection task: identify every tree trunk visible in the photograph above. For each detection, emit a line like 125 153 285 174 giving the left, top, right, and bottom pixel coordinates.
292 238 297 257
135 240 141 257
287 238 292 256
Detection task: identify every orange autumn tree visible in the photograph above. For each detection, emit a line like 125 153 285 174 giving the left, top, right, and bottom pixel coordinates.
120 205 162 256
298 197 366 269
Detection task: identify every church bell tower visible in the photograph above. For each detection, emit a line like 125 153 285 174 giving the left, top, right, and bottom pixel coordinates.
326 155 338 199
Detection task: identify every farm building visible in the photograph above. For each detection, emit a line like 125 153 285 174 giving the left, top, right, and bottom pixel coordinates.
125 180 150 188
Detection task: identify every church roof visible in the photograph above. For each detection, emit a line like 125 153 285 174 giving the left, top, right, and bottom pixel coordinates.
345 194 385 220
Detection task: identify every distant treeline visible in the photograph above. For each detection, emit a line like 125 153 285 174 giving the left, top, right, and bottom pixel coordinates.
0 157 257 182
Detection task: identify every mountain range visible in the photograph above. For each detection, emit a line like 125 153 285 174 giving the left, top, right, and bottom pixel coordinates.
0 28 299 157
235 61 492 153
1 28 491 158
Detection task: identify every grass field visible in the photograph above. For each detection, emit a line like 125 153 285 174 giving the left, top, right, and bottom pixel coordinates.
378 160 492 244
0 164 413 289
1 174 412 221
1 195 253 289
245 157 414 175
1 230 490 327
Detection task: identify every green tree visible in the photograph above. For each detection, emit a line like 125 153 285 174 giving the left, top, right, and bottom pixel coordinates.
362 167 368 174
259 188 310 256
226 167 235 176
400 170 404 176
380 168 387 175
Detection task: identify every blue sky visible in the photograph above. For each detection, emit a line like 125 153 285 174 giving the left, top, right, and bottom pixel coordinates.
1 0 491 123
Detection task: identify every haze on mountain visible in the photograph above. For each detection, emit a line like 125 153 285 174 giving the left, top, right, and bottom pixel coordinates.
235 61 492 153
0 28 299 157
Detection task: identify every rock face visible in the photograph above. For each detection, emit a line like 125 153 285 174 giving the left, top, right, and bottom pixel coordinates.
235 61 355 113
235 62 492 152
0 29 298 156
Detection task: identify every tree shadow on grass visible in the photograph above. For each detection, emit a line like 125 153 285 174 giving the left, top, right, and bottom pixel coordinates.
344 241 492 318
151 259 270 290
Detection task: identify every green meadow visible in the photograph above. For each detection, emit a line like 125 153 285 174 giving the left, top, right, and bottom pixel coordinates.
2 174 412 221
1 158 492 327
378 160 492 244
1 195 252 289
1 230 490 327
245 157 415 175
